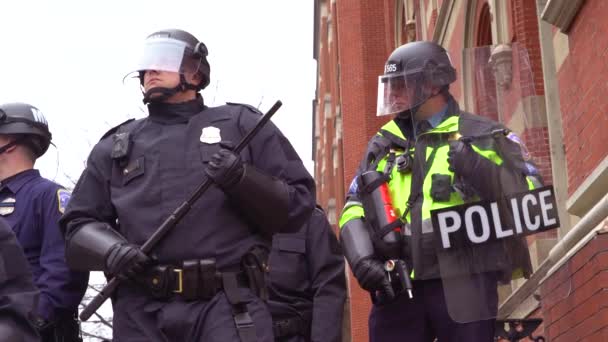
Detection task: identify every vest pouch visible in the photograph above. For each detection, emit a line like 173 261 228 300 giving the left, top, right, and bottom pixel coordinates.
430 173 453 202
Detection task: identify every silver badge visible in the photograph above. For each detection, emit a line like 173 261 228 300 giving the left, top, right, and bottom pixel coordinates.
0 197 16 216
200 126 222 144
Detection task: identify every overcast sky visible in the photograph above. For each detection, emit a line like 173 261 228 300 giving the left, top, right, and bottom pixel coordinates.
0 0 316 187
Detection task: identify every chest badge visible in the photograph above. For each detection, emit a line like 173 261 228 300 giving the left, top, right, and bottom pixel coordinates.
200 126 222 144
0 197 16 216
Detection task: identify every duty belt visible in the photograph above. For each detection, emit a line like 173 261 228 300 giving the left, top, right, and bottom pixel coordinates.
137 259 249 301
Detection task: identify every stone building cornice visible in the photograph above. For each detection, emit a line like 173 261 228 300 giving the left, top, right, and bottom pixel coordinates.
540 0 585 33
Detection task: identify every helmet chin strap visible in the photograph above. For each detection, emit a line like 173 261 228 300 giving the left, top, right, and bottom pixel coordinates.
142 74 199 104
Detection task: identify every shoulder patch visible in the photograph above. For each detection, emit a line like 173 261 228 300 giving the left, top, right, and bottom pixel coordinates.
56 189 71 214
525 162 539 175
100 118 136 141
347 176 359 196
506 132 531 160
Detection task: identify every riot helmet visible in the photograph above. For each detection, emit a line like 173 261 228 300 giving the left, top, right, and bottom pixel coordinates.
377 41 456 116
126 29 211 104
0 103 52 158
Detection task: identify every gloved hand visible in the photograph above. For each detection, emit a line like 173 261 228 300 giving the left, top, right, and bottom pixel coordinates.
105 243 150 280
205 147 245 189
447 139 478 177
353 257 391 293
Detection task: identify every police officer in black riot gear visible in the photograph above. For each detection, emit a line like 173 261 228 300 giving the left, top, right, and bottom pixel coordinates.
339 41 539 342
267 206 346 342
0 217 40 342
60 29 316 341
0 103 88 342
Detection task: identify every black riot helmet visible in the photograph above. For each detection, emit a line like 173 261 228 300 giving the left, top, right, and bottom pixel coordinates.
377 41 456 116
127 29 211 104
0 103 52 158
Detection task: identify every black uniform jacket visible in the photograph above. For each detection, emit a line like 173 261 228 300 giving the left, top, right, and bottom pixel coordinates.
0 217 40 342
61 101 316 270
268 207 346 342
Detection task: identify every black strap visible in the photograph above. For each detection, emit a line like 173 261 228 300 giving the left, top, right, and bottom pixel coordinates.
358 172 389 195
403 137 439 218
372 219 404 243
379 129 408 149
383 151 396 175
223 272 257 342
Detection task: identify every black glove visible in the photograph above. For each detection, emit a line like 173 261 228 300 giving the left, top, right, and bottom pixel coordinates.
353 257 391 292
105 243 150 280
447 140 479 177
205 148 245 189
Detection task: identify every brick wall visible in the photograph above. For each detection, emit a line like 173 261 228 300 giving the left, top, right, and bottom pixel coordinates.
511 0 544 96
335 1 396 341
556 0 608 196
541 229 608 341
442 3 465 101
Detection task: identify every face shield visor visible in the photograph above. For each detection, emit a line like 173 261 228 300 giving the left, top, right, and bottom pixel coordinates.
123 37 201 83
377 51 456 116
376 68 429 116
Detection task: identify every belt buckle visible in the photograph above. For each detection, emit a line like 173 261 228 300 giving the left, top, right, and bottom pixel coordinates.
172 268 183 294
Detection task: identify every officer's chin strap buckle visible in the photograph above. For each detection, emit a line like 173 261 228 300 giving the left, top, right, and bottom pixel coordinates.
172 269 183 294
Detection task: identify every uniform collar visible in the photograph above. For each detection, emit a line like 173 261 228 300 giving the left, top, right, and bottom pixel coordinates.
147 95 206 124
426 104 449 128
0 169 40 194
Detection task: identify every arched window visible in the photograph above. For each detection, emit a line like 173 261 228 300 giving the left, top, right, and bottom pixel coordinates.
471 2 499 121
476 3 493 46
395 0 416 47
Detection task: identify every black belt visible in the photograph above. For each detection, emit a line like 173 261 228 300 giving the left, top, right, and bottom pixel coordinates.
273 316 310 339
136 259 249 301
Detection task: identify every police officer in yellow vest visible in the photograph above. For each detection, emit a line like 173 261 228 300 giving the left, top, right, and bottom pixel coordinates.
338 41 540 342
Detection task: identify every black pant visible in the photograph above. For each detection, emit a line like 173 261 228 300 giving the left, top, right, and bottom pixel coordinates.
369 278 496 342
39 315 82 342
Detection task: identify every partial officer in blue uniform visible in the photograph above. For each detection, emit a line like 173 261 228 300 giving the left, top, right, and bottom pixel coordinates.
0 102 88 342
0 216 40 342
60 29 316 342
267 206 346 342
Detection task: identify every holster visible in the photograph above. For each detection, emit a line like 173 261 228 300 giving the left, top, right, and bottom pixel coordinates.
273 314 312 339
241 245 270 301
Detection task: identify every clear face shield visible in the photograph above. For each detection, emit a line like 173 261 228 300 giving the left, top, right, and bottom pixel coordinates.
377 73 411 116
123 37 201 84
376 55 447 117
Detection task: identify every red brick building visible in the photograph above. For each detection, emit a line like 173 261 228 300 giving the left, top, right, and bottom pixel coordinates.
313 0 608 341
